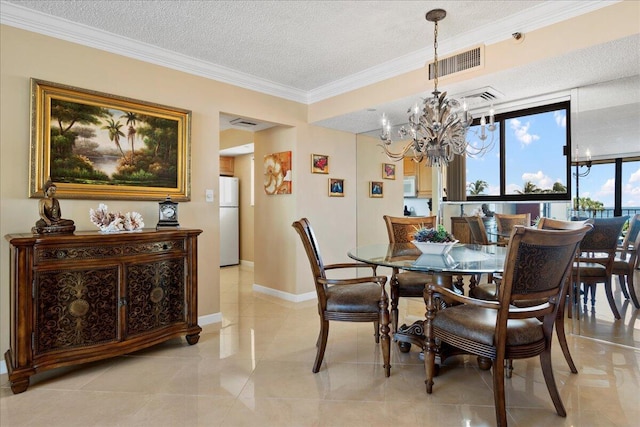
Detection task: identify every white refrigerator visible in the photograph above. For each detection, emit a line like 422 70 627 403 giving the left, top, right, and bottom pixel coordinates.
219 176 239 266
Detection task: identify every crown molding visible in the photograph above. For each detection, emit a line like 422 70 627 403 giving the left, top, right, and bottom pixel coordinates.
0 1 309 103
307 1 619 103
1 0 618 105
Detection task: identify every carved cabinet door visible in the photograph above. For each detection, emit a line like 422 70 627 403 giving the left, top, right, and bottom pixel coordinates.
125 257 187 337
34 266 120 355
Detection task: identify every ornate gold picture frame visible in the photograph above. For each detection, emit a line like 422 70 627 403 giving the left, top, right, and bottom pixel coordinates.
29 79 191 201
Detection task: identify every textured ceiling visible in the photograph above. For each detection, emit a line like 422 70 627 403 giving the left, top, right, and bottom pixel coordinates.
3 0 549 92
1 0 638 138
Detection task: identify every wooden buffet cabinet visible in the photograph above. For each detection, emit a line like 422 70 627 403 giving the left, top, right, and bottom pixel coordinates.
4 228 202 394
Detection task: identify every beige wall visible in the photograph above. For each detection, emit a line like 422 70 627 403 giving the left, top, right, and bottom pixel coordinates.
0 26 310 357
220 128 254 150
356 134 404 247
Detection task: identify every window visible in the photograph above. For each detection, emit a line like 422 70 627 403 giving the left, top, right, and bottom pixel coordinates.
573 158 640 217
622 159 640 212
466 101 571 201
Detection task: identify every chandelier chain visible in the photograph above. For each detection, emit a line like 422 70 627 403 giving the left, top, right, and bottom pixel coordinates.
433 20 439 93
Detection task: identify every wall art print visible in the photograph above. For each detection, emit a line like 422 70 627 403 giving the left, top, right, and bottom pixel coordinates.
311 154 329 174
264 151 292 195
370 181 384 198
382 163 396 179
29 79 191 201
328 178 344 197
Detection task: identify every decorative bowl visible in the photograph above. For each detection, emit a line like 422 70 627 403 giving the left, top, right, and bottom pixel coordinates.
411 240 459 255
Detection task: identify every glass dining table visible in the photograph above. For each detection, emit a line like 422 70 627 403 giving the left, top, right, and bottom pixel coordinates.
348 242 507 359
348 242 507 292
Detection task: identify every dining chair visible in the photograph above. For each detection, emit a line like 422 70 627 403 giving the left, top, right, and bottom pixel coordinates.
464 215 498 285
383 215 437 337
424 224 592 427
292 218 391 376
469 217 592 376
494 213 531 245
573 216 629 319
613 214 640 308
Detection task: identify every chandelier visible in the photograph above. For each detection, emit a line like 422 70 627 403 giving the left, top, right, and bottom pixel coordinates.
380 9 496 167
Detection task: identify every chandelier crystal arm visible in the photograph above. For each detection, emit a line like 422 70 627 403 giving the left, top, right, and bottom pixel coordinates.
378 8 497 168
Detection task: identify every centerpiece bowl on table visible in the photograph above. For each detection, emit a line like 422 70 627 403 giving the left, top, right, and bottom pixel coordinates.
411 224 458 255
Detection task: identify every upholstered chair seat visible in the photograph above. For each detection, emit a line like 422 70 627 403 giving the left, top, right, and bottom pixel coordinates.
433 305 544 347
325 284 385 313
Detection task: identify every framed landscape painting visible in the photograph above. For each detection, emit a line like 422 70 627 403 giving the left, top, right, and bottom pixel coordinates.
29 79 191 201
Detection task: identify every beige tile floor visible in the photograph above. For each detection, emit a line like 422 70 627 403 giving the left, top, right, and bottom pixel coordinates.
1 265 638 427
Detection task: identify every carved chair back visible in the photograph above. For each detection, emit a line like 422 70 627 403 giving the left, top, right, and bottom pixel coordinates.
383 215 437 244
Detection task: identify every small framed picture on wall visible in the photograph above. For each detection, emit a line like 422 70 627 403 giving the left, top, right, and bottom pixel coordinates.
369 181 383 198
382 163 396 179
311 154 329 174
328 178 344 197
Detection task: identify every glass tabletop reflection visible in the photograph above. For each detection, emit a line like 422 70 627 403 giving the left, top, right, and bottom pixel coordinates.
348 243 506 275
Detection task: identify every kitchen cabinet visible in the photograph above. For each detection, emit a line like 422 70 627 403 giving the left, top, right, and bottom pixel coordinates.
220 156 234 176
4 228 202 394
403 158 432 197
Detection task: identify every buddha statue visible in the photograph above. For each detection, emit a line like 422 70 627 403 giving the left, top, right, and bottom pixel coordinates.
32 180 75 234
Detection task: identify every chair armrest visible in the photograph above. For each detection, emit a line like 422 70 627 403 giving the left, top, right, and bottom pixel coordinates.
425 284 500 309
426 284 552 318
324 262 378 275
508 302 552 319
318 275 387 287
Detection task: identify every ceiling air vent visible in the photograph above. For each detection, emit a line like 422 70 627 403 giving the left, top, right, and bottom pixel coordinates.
229 118 258 127
453 86 504 105
428 46 482 79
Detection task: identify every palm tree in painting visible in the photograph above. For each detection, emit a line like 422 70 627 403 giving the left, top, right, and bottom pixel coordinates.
121 112 139 163
101 118 126 159
468 179 488 195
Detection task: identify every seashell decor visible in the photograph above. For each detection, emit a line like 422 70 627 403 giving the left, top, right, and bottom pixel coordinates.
89 203 144 233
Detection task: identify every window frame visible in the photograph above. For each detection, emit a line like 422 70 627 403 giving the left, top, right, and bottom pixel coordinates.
465 101 572 203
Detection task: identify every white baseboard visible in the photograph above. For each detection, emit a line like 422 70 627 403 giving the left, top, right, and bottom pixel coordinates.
253 283 316 302
0 312 223 376
199 312 222 326
240 260 254 268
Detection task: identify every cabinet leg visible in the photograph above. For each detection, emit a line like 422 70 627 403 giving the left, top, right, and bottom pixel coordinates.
185 333 200 345
10 378 30 394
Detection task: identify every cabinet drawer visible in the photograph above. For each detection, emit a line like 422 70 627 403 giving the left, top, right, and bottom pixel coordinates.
35 239 186 264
